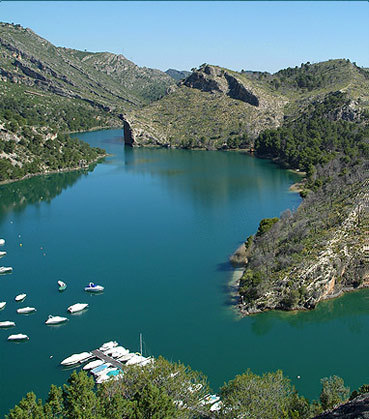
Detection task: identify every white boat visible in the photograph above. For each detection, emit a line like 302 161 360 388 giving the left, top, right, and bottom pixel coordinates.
99 341 118 351
84 282 104 292
17 307 36 314
67 303 88 314
0 266 13 274
83 359 104 371
0 251 6 257
8 333 29 341
200 394 221 406
210 401 223 412
0 238 5 246
58 280 67 291
104 346 129 356
91 363 111 375
0 321 15 328
125 354 148 366
0 302 6 310
60 352 92 366
15 294 26 302
45 315 68 325
117 352 135 362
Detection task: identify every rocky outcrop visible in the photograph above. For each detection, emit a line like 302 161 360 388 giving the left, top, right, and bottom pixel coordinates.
236 171 369 316
182 65 260 107
313 393 369 418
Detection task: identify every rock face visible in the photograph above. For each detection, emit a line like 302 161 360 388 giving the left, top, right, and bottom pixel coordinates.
236 166 369 316
314 393 369 418
123 64 287 148
182 65 260 106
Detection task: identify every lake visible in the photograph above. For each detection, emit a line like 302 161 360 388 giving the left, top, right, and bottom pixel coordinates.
0 128 368 414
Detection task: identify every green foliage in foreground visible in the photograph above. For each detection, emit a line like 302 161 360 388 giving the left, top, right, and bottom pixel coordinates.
7 357 361 419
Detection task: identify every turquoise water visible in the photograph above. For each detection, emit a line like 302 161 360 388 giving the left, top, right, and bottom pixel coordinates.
0 129 368 414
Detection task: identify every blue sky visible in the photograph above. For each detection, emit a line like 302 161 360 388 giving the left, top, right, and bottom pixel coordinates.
1 1 368 73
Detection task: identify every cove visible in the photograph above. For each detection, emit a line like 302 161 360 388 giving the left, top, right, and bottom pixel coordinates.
0 128 367 415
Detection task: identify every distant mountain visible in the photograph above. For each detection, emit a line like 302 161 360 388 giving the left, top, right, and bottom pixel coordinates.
124 60 369 149
0 22 175 182
0 22 174 111
165 69 191 81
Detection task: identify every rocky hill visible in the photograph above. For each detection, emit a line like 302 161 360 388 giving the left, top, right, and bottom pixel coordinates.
0 22 175 182
232 160 368 315
123 60 369 150
0 22 174 110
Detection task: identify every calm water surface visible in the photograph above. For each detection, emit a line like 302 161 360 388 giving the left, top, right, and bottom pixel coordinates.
0 129 368 414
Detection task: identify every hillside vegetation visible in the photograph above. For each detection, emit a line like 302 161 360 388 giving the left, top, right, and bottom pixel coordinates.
0 22 175 182
9 357 368 419
123 60 369 150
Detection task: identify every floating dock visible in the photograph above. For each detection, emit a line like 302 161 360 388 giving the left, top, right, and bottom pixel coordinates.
91 349 124 370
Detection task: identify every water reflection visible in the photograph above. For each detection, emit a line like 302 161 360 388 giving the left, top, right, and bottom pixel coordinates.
0 168 93 220
250 288 369 335
123 147 301 209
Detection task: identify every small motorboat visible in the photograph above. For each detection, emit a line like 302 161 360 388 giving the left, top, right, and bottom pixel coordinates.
125 354 148 366
0 251 6 258
99 341 118 351
91 363 111 375
0 321 15 328
60 352 92 366
17 307 36 314
67 303 88 314
15 294 26 302
117 352 135 362
58 280 67 291
84 282 104 293
83 359 104 371
8 333 29 341
96 368 122 384
0 238 5 246
0 302 6 310
45 315 68 325
0 266 13 274
105 346 129 358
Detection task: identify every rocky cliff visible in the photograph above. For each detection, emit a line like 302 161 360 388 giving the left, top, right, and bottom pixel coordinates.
123 60 369 150
123 64 286 149
235 163 369 316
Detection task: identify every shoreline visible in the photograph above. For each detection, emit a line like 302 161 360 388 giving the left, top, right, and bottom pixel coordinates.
0 154 108 186
236 281 369 318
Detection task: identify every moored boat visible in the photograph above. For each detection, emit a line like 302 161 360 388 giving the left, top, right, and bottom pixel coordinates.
67 303 88 314
0 266 13 274
45 315 68 325
83 359 104 371
0 321 15 328
99 341 118 351
17 307 36 314
84 282 104 293
58 280 67 291
91 363 111 375
15 294 26 302
8 333 29 341
117 352 135 362
0 301 6 310
60 352 92 366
